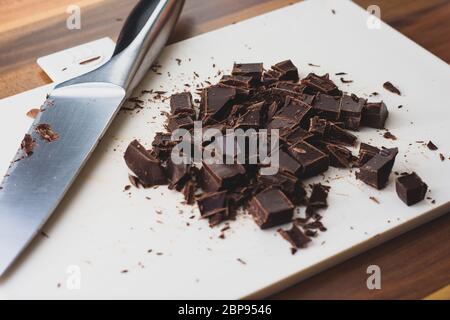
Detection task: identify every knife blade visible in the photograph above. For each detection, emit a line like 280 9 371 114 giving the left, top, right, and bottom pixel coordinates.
0 0 184 277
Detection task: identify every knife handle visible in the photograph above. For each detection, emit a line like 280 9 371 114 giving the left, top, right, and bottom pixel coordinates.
57 0 184 95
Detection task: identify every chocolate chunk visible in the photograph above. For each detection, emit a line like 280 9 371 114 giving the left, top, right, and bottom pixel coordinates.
200 85 236 122
278 225 311 248
152 132 177 160
427 141 438 151
35 124 59 142
395 172 427 206
20 134 35 157
197 191 228 218
234 102 262 129
356 147 398 189
325 122 357 146
302 73 341 96
309 116 328 137
166 157 191 190
288 142 329 178
220 75 253 88
361 101 388 129
272 60 299 82
340 94 365 130
276 96 312 122
305 183 330 217
258 171 305 205
167 113 194 132
124 140 167 187
278 150 302 176
283 127 314 144
324 143 353 168
170 92 195 116
312 94 341 121
232 63 263 81
200 162 246 192
357 143 380 166
248 188 294 229
383 81 401 95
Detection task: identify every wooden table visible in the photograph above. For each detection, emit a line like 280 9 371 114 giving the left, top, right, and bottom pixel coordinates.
0 0 449 300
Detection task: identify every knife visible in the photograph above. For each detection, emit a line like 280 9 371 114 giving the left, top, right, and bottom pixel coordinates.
0 0 184 277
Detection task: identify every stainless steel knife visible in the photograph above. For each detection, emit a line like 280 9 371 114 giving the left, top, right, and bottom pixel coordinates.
0 0 184 276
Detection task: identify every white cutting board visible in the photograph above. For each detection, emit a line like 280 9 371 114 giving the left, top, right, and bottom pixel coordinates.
0 0 449 299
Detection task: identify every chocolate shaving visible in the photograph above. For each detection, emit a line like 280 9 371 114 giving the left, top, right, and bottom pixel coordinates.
35 124 59 142
383 81 401 95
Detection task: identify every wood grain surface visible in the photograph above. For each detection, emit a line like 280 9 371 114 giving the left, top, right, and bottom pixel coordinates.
0 0 449 300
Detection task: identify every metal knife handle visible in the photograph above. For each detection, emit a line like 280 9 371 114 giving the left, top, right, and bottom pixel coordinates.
57 0 184 94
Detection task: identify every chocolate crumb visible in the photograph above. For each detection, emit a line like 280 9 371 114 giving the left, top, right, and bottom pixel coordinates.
369 196 380 204
20 134 36 156
237 258 246 265
439 153 445 161
383 131 397 140
35 124 59 142
427 141 438 151
340 77 353 83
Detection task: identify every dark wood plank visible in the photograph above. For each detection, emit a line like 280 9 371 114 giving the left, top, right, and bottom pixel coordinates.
0 0 449 299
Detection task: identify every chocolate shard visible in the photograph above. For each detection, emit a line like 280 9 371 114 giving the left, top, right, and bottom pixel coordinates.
200 162 246 192
383 81 401 95
124 140 167 188
340 94 365 130
302 73 341 96
361 101 388 129
288 142 329 178
283 127 314 145
182 180 196 205
258 171 306 205
395 172 428 206
325 122 357 146
248 188 295 229
426 141 438 151
356 147 398 189
170 92 195 116
357 143 380 167
312 93 341 121
20 134 36 157
232 63 263 82
272 60 299 82
278 224 311 248
197 191 228 218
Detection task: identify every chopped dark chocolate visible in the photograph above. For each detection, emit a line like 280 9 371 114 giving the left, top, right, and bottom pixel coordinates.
302 73 341 96
356 147 398 189
278 224 311 248
395 172 427 206
197 191 228 218
357 143 380 166
325 122 357 146
232 63 263 81
312 93 341 121
340 94 365 130
200 162 246 192
170 92 195 116
383 81 401 95
200 85 236 122
248 188 294 229
324 143 353 168
124 140 167 187
272 60 299 82
361 101 388 129
288 142 329 178
305 183 330 217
